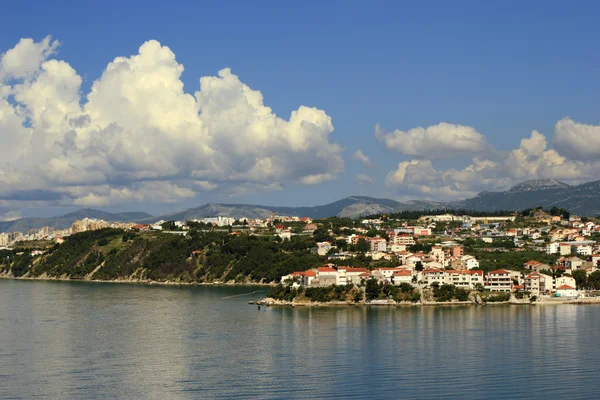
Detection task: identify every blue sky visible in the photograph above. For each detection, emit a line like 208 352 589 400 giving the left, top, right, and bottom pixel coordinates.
0 1 599 218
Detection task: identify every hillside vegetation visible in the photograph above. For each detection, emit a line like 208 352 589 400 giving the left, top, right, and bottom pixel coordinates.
0 228 321 283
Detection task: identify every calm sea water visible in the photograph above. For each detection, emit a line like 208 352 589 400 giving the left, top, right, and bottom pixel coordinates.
0 280 598 399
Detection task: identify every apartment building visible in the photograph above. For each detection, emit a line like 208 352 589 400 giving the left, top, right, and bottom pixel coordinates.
485 269 513 292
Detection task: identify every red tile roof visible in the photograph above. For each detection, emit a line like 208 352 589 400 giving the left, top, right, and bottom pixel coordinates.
557 284 575 290
317 267 337 272
340 267 369 273
488 269 511 275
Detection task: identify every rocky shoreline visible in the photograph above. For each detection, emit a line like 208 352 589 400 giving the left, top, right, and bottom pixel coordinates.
257 296 593 307
257 297 509 307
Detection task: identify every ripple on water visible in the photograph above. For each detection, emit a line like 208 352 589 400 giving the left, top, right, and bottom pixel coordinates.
0 281 598 399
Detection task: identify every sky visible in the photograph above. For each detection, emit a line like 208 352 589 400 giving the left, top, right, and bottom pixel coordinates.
0 0 599 219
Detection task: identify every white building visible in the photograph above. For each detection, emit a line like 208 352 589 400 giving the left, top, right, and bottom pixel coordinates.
337 267 370 285
0 233 8 247
555 276 577 292
392 270 413 285
278 230 292 241
445 270 484 290
370 237 387 252
486 270 513 292
311 242 334 256
393 234 415 246
546 242 559 254
556 284 578 298
524 272 553 296
430 246 445 265
575 244 592 256
461 255 480 270
372 268 400 283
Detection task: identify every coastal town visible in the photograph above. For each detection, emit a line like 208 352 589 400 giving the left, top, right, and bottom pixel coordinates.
1 205 599 304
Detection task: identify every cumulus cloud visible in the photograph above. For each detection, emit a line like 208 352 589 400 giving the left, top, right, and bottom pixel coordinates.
356 173 374 185
385 129 600 200
0 36 59 79
554 117 600 161
375 122 487 159
385 159 504 199
0 37 344 206
352 149 373 168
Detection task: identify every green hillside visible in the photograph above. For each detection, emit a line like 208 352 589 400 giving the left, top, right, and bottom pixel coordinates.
0 228 322 284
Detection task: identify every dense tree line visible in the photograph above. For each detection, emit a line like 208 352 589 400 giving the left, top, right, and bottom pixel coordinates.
268 284 361 302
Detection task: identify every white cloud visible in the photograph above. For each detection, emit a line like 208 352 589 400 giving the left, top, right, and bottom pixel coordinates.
352 149 373 168
385 129 600 200
0 210 21 221
356 173 374 185
0 37 344 206
385 159 498 199
554 117 600 161
0 36 59 79
375 122 487 159
299 173 336 185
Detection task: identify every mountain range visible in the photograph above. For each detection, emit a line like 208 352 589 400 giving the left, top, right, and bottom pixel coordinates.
0 209 152 234
1 179 599 233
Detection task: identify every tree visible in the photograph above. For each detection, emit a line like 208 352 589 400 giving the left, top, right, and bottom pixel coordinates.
415 261 423 271
365 279 381 300
313 227 331 242
366 229 378 238
334 239 348 251
572 270 587 289
587 271 600 290
355 238 369 253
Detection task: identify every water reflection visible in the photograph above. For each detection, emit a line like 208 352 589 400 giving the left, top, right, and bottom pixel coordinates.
0 281 598 399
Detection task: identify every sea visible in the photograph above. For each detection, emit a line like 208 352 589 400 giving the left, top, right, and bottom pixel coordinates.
0 279 598 399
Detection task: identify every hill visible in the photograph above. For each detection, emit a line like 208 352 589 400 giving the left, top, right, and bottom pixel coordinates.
138 196 444 223
451 179 600 216
0 208 153 233
3 178 600 232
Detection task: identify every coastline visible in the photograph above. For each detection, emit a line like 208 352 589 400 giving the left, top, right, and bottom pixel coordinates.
258 297 597 307
0 274 272 287
2 275 598 305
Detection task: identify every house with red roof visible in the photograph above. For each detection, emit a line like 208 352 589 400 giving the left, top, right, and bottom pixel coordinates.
524 260 543 271
446 270 484 290
337 267 370 285
314 265 338 286
556 284 578 298
280 269 318 286
524 271 553 296
392 270 413 285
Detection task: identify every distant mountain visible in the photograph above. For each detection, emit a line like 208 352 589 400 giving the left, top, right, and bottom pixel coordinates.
137 196 445 224
451 179 600 216
507 179 571 193
3 178 600 233
0 208 153 233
